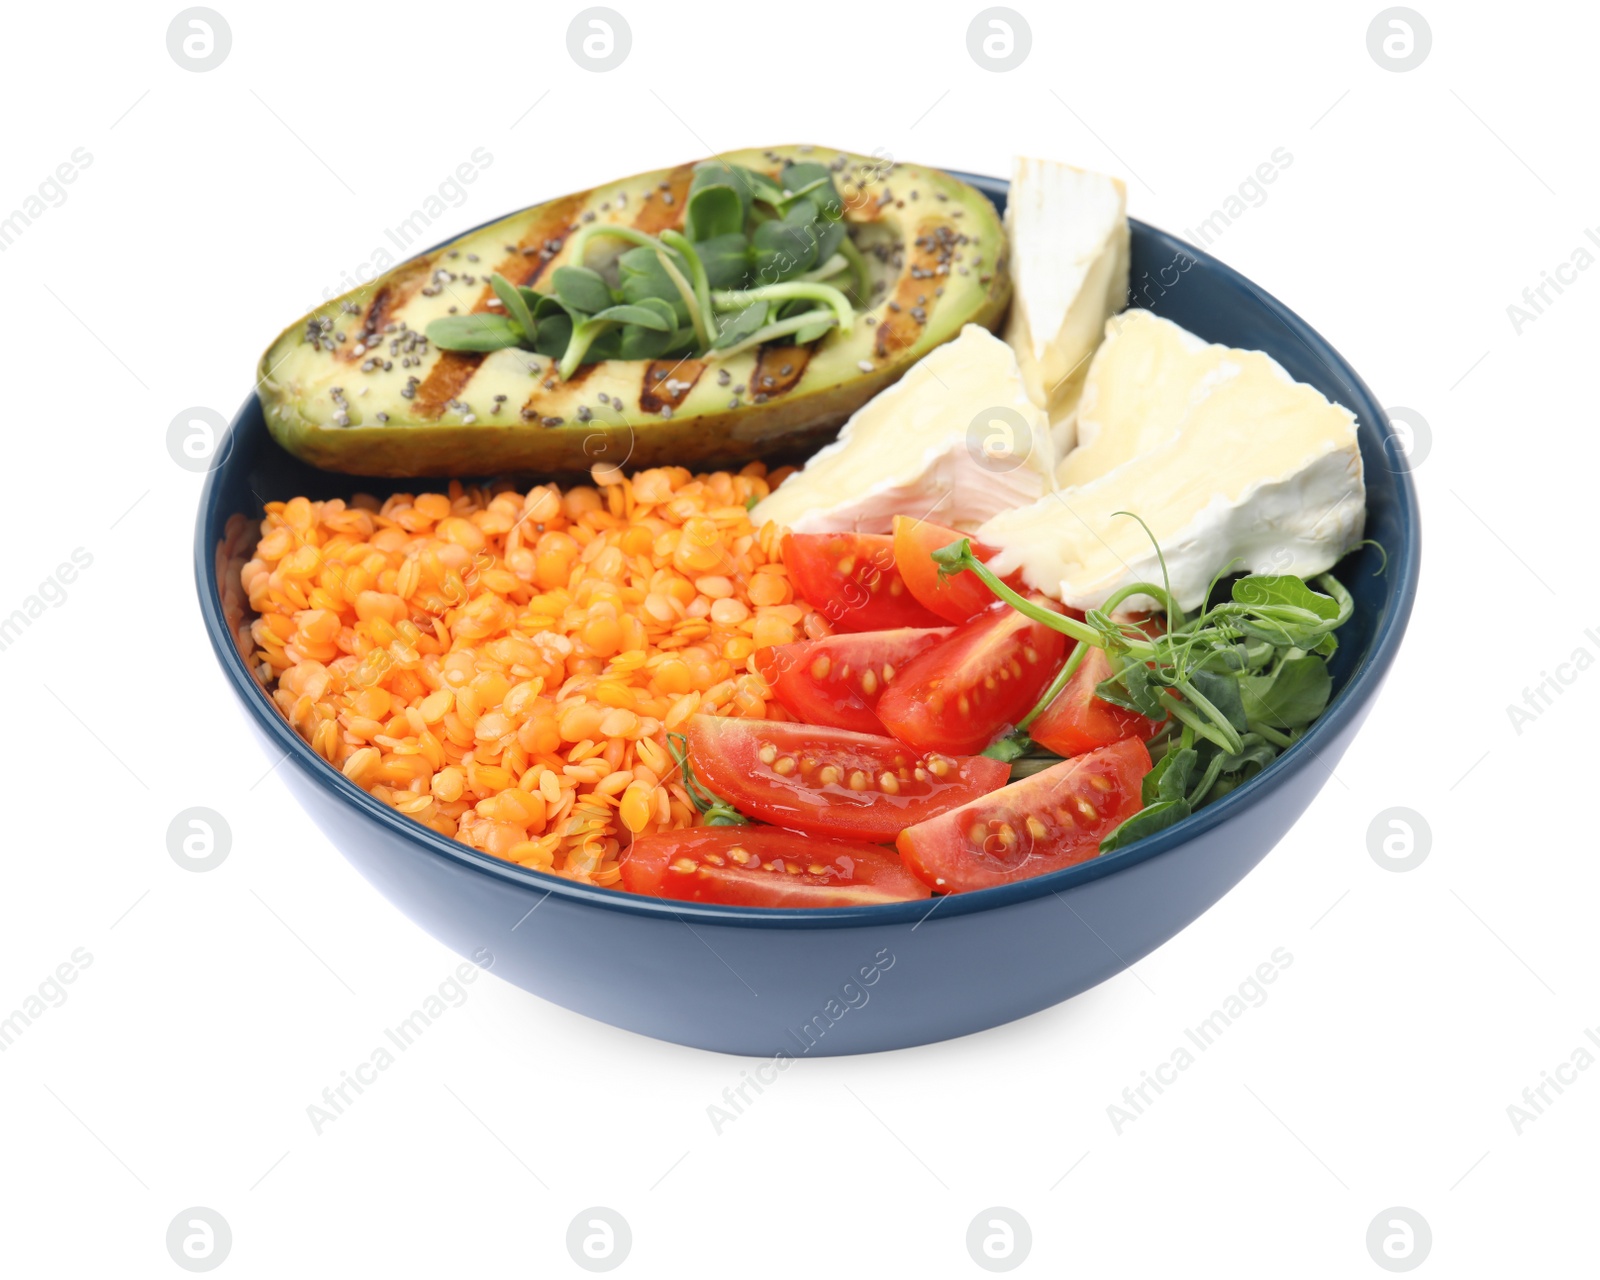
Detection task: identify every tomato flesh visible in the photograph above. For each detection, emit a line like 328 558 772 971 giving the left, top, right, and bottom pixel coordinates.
686 715 1009 841
754 627 952 734
782 532 946 632
892 516 1020 624
897 738 1151 893
875 599 1068 755
621 827 930 906
1028 644 1163 757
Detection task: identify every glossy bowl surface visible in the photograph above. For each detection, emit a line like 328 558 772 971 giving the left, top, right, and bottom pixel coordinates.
196 171 1419 1055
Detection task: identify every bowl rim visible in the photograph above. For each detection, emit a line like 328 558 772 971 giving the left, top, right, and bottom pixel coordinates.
195 180 1421 930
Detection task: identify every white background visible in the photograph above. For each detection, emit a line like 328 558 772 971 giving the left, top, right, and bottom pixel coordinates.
1 1 1593 1275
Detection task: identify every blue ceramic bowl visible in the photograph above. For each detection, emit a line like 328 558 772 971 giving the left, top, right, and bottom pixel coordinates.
196 172 1419 1056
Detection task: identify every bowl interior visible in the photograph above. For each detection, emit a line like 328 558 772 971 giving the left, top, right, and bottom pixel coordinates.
196 172 1419 923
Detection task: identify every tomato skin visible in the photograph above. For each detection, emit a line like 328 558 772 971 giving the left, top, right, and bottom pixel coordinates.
754 627 952 734
621 827 930 906
686 715 1011 841
1028 645 1163 757
897 738 1151 893
892 516 1020 624
782 532 946 632
875 599 1068 755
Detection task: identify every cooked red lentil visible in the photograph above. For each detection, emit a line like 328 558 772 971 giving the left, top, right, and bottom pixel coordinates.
229 463 826 886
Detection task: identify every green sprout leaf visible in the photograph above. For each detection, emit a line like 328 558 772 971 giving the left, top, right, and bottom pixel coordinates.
1240 654 1332 728
1099 798 1191 854
617 246 690 323
550 265 614 316
779 162 844 217
711 301 770 350
694 232 754 290
425 313 526 352
685 183 745 242
490 273 538 344
591 303 673 331
530 311 572 359
751 198 823 278
1232 575 1341 621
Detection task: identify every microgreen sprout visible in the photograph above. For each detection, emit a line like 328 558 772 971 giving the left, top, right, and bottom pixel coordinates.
667 733 748 827
935 525 1364 851
424 158 863 385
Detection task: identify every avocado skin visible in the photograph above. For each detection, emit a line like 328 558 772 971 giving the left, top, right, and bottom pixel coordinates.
258 146 1010 478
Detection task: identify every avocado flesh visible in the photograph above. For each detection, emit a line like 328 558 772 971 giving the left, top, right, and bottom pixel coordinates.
257 146 1010 477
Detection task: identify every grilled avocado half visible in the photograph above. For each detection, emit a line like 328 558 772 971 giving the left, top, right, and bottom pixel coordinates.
257 145 1010 477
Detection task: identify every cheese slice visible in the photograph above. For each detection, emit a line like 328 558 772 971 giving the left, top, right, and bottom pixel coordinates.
1058 309 1218 487
979 315 1365 611
750 324 1055 535
1003 157 1129 451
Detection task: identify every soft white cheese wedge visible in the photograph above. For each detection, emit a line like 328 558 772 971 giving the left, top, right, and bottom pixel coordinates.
749 325 1055 534
1003 157 1129 450
979 315 1365 611
1059 309 1217 487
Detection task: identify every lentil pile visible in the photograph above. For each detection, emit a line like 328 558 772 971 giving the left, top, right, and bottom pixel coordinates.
235 463 819 886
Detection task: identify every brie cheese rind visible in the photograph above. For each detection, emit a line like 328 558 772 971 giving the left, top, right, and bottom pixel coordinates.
749 325 1055 535
979 313 1365 612
1003 157 1129 452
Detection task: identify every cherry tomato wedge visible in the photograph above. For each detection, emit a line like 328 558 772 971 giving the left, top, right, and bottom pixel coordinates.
892 516 1021 624
782 532 946 632
686 714 1010 842
875 598 1068 755
621 827 930 907
897 738 1151 893
1028 644 1163 758
754 627 952 734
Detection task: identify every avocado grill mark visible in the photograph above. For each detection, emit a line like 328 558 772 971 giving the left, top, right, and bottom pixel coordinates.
875 217 957 358
411 191 589 419
639 359 705 414
339 256 431 363
751 345 811 399
630 163 694 235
